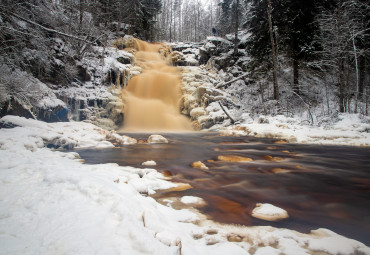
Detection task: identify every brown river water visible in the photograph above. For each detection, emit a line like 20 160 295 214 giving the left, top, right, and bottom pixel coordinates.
76 132 370 245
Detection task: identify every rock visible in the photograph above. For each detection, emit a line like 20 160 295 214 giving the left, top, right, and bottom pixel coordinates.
116 56 131 64
107 132 137 145
148 135 168 144
168 51 186 66
191 161 208 170
142 160 157 166
190 107 206 119
113 36 136 49
112 37 126 49
218 155 253 162
165 183 192 192
199 36 233 65
206 229 218 235
251 203 289 221
199 47 211 65
272 168 291 174
263 155 284 161
180 196 205 206
198 116 215 129
227 234 243 242
77 65 91 81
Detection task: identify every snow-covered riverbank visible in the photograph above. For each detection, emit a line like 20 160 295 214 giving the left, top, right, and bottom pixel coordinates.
1 115 369 255
217 113 370 147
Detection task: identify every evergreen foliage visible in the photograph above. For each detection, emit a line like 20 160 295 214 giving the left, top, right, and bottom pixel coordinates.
217 0 233 36
246 0 321 91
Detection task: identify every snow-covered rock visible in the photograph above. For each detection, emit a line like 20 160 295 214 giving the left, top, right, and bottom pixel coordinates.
148 135 168 144
142 160 157 166
181 196 205 205
251 203 289 221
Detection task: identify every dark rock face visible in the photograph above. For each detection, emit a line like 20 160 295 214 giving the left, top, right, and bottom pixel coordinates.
0 99 69 123
34 106 69 122
77 65 92 81
199 47 211 65
199 37 234 67
116 56 131 64
0 99 34 120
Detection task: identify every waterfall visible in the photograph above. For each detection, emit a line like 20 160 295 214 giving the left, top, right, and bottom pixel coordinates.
121 39 192 132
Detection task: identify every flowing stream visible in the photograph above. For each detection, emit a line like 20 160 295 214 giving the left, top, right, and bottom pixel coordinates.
77 132 370 246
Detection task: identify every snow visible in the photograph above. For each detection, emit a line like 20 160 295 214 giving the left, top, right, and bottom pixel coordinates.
0 65 66 110
220 114 370 146
252 203 288 216
142 160 157 166
254 246 280 255
148 134 169 144
180 196 204 205
251 203 289 221
1 116 370 254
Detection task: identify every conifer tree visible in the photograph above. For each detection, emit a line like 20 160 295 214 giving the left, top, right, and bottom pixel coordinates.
246 0 320 94
217 0 233 36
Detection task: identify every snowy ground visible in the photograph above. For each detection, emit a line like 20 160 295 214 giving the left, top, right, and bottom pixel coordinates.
1 115 369 255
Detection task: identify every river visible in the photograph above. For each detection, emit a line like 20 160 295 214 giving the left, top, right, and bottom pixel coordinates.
76 132 370 245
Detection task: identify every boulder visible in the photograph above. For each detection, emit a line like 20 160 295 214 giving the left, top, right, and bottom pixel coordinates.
191 161 208 170
148 134 168 144
142 160 157 166
168 51 186 66
116 56 131 64
251 203 289 221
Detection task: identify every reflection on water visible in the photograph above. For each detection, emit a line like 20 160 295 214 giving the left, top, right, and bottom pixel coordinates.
76 132 370 245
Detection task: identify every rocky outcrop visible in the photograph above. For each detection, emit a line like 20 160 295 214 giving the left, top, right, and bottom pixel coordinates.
180 66 231 130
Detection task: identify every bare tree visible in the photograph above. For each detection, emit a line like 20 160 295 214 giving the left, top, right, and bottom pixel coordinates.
316 0 369 113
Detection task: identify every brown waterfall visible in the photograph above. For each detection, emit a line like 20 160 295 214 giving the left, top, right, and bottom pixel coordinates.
121 39 192 132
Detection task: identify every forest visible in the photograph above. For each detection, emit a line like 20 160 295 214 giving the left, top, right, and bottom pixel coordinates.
1 0 369 121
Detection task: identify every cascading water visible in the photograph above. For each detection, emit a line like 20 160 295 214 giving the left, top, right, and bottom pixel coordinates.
121 39 192 132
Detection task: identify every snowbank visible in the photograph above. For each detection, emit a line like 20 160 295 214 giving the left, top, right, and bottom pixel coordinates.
1 116 369 254
220 114 370 146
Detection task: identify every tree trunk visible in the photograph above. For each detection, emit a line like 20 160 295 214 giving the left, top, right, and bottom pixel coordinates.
338 58 345 113
169 1 173 42
267 0 279 101
293 55 300 94
358 55 366 100
233 0 239 56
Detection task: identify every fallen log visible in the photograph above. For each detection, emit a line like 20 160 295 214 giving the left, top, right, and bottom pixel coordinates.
215 72 249 89
218 102 235 124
